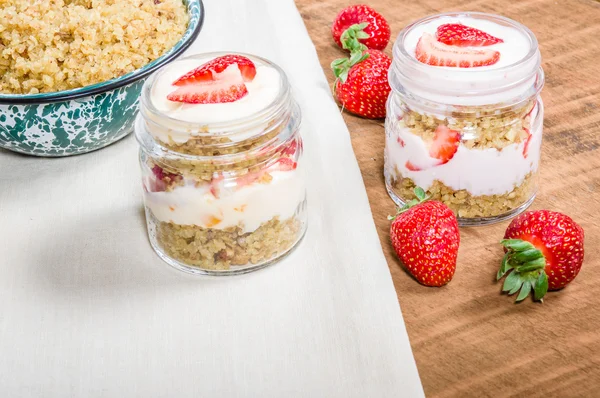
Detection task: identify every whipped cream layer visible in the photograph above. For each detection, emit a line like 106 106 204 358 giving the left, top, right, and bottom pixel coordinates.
385 111 542 196
149 56 281 144
404 16 531 70
145 169 305 233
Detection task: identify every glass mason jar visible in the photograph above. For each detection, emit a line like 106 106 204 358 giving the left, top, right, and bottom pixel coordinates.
136 53 307 275
384 12 544 226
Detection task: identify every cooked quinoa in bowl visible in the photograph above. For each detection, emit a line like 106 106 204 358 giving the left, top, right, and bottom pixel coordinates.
0 0 203 157
0 0 189 94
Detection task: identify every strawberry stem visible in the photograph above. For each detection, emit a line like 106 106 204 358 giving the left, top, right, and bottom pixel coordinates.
331 24 372 84
497 239 549 303
387 187 428 221
331 51 370 83
340 22 370 53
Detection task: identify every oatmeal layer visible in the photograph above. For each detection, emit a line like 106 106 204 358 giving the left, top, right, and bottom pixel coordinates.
391 172 536 218
401 101 535 150
155 215 302 270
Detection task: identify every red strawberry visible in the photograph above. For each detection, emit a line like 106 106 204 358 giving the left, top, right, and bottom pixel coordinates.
389 188 460 287
522 127 532 158
435 23 504 47
429 125 460 164
209 174 224 198
498 210 585 302
276 157 297 171
397 137 405 147
331 49 391 119
281 139 298 156
150 165 180 192
331 4 390 51
167 80 248 104
172 55 256 86
405 161 421 171
415 33 500 67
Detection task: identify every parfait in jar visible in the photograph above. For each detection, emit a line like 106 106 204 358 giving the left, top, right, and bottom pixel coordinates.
136 53 307 275
385 12 544 226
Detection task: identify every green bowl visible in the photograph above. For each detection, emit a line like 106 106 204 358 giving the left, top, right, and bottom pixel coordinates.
0 0 204 157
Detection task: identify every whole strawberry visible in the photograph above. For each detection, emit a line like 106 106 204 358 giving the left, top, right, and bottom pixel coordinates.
497 210 585 302
331 49 391 119
389 188 460 287
331 4 391 51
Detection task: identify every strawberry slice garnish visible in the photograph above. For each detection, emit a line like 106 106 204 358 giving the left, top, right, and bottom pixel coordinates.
429 125 460 164
172 55 257 86
415 33 500 67
167 55 256 104
435 23 504 47
167 80 248 104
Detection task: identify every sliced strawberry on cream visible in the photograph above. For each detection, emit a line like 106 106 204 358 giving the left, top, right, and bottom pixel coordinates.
167 56 257 104
167 64 249 104
172 54 257 85
415 33 500 67
400 125 460 171
429 125 460 165
435 23 503 47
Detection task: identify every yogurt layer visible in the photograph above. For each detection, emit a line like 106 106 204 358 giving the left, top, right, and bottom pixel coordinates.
148 56 281 144
145 169 305 233
385 118 542 196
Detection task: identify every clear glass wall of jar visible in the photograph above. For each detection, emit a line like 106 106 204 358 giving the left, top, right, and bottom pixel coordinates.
384 12 544 226
136 53 307 275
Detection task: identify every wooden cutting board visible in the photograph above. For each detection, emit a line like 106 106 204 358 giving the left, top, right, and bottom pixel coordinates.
295 0 600 396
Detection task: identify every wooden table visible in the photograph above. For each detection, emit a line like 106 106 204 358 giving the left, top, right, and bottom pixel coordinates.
296 0 600 396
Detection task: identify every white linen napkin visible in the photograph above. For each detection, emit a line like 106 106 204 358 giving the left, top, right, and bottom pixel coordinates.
0 0 424 396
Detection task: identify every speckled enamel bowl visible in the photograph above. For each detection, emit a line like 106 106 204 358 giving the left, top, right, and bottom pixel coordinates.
0 0 204 157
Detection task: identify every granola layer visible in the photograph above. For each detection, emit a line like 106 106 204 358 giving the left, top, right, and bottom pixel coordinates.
401 100 534 150
390 172 536 218
155 215 302 270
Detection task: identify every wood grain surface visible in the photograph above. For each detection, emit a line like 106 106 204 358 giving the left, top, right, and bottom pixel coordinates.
295 0 600 396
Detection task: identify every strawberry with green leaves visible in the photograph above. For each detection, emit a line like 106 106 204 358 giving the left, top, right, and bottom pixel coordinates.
497 210 585 302
331 4 391 52
389 188 460 287
331 49 391 119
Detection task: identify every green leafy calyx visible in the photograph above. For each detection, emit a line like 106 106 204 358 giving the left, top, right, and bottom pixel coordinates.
331 51 370 83
340 23 370 53
331 23 371 84
497 239 549 303
388 187 428 221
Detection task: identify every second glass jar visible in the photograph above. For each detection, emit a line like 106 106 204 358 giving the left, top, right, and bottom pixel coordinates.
384 12 544 226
